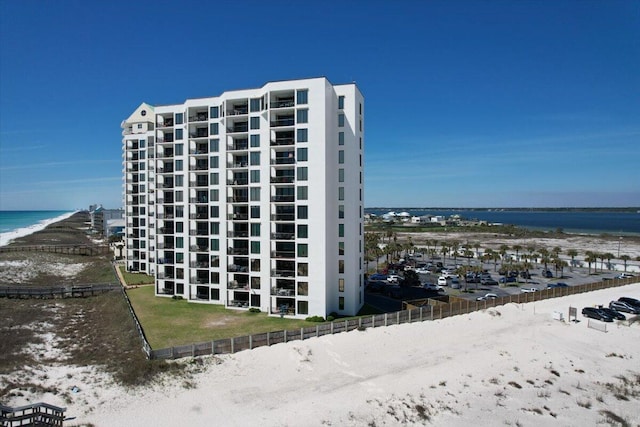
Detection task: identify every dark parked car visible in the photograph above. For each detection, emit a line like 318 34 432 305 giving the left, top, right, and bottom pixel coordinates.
542 270 553 278
547 283 569 289
609 300 640 314
582 307 614 322
598 307 626 321
481 277 499 286
369 273 387 281
499 276 516 283
619 297 640 308
385 285 403 299
520 271 531 279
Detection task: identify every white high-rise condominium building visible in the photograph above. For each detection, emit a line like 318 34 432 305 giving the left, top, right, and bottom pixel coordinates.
121 77 364 318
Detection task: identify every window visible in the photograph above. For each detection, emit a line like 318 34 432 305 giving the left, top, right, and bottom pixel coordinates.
250 223 260 237
338 168 344 182
297 224 308 238
297 301 309 315
139 139 146 148
176 237 184 249
297 166 308 181
175 175 184 186
175 129 183 140
339 242 345 256
360 119 362 132
175 191 183 202
338 114 345 127
359 137 362 150
297 128 308 143
175 160 183 171
338 132 344 145
251 241 260 254
250 134 260 147
297 205 308 219
338 224 344 237
339 297 345 310
298 244 308 257
250 98 261 112
250 116 260 130
209 139 219 152
210 123 219 135
250 170 260 183
338 95 345 109
338 205 344 219
359 103 362 115
250 152 260 166
210 222 219 235
297 147 308 161
175 113 184 125
176 222 183 232
297 89 308 104
251 277 260 290
211 239 219 251
339 260 344 274
176 253 184 264
210 172 219 185
298 263 308 276
339 278 345 291
251 259 260 272
210 156 219 168
338 150 344 164
250 187 260 201
210 189 219 202
210 106 219 118
250 206 260 218
137 123 142 129
210 205 219 218
338 187 344 201
297 186 308 200
297 109 308 124
175 144 183 155
298 282 309 296
210 289 220 300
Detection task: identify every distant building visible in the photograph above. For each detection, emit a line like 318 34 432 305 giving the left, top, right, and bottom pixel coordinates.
90 205 124 237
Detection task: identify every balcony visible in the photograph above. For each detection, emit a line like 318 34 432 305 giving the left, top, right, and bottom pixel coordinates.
271 287 295 297
190 261 210 268
228 264 249 273
190 195 209 204
270 116 294 127
189 162 208 171
157 135 174 143
228 247 249 256
271 131 295 146
228 140 248 151
190 244 209 252
188 112 208 122
227 122 248 133
228 213 249 221
270 213 295 221
227 230 249 238
227 178 248 186
271 195 294 203
189 229 209 236
271 155 295 165
157 118 174 128
271 268 295 277
271 232 294 240
271 250 295 259
189 127 208 138
270 176 294 184
271 98 294 109
228 195 248 203
190 276 210 285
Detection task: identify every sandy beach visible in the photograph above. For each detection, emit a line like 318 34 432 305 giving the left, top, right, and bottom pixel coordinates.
1 283 638 426
0 211 78 247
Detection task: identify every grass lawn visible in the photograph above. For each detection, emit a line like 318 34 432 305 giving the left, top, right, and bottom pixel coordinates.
119 266 155 285
127 286 314 349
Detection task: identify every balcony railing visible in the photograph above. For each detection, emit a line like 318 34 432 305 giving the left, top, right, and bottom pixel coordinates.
228 196 248 203
228 161 248 168
271 157 295 165
271 99 294 108
271 195 294 203
271 287 295 296
271 232 294 240
190 244 209 252
270 176 295 184
189 129 208 138
270 137 295 146
228 213 249 221
227 179 248 186
228 141 248 151
189 213 209 220
228 248 249 255
157 118 174 127
190 277 210 284
190 197 209 203
270 214 295 221
271 251 295 259
189 113 208 122
190 261 210 268
271 269 295 277
230 107 248 115
189 229 209 236
227 124 248 133
228 264 249 273
227 231 249 238
270 118 294 127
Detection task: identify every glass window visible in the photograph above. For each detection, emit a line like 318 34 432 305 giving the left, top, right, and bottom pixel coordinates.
339 242 345 256
297 224 308 238
211 239 219 251
250 187 260 201
297 301 309 315
210 123 219 135
297 186 308 200
338 96 345 109
210 222 219 235
251 223 260 237
175 144 183 155
297 282 309 296
297 128 308 143
339 168 344 182
176 237 184 249
297 147 308 161
297 167 308 181
339 296 344 310
338 150 344 164
211 189 219 202
339 278 345 291
338 114 345 127
250 98 261 112
210 106 219 118
175 160 183 171
338 132 344 145
175 175 183 186
251 259 260 272
251 241 260 254
338 187 344 201
209 139 219 152
250 134 260 147
176 253 184 263
210 205 219 218
297 205 308 219
175 113 184 125
251 206 260 218
297 263 308 276
175 129 183 140
210 156 219 168
250 152 260 166
250 116 260 130
339 260 344 273
250 170 260 183
338 224 344 237
176 222 183 232
297 89 308 105
210 172 219 185
175 191 183 202
338 205 344 219
297 109 308 124
298 244 308 257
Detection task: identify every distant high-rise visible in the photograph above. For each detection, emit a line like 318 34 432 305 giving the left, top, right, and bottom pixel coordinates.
121 77 364 318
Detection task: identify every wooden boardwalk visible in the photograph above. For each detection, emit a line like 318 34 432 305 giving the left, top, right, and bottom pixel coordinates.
0 244 110 256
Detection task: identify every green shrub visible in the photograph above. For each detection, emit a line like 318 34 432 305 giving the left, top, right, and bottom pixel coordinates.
248 308 261 313
326 316 335 322
305 315 325 322
171 295 183 300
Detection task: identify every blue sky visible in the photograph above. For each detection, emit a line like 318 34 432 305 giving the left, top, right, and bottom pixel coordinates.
0 0 638 210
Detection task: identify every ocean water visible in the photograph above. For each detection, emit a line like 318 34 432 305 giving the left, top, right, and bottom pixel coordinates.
366 209 640 236
0 210 75 233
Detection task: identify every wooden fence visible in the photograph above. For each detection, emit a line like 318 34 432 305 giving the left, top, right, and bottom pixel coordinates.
0 244 110 256
0 283 120 299
0 402 66 426
148 276 637 360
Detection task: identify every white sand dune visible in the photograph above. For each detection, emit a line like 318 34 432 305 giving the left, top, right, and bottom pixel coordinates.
0 211 78 247
52 283 638 426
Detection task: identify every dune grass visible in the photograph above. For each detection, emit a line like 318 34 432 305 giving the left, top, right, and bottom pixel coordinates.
127 286 313 348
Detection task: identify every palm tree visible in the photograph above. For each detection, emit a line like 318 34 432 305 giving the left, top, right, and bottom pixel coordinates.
603 252 615 271
554 258 568 278
499 244 509 264
512 245 522 262
474 242 481 259
552 246 562 259
451 241 460 266
567 249 578 271
440 243 449 264
620 255 631 272
463 248 474 265
585 252 596 274
526 245 537 265
491 251 501 272
538 248 550 272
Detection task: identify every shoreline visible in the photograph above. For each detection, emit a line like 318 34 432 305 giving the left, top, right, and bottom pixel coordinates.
0 211 79 248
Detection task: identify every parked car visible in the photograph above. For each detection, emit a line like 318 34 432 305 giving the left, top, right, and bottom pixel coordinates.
499 276 516 283
521 287 538 293
415 268 430 275
476 293 498 301
609 300 640 314
423 283 444 292
369 273 387 281
481 277 499 286
385 285 403 299
618 297 640 308
387 275 401 283
598 307 626 321
520 271 531 279
547 283 569 289
582 307 614 322
437 276 451 286
542 270 553 278
616 273 635 279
